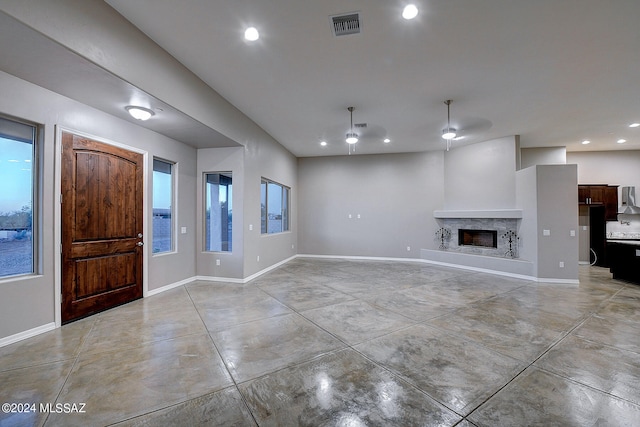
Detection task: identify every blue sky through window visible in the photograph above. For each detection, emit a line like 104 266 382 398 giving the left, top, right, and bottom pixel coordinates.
0 136 33 213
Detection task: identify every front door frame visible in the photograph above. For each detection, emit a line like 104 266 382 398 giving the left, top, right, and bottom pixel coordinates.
53 126 149 327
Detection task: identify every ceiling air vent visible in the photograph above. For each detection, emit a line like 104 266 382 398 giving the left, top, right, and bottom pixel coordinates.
354 123 367 128
331 12 361 37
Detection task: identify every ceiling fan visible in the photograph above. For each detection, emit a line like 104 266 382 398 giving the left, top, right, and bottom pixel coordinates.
441 99 492 150
318 106 389 154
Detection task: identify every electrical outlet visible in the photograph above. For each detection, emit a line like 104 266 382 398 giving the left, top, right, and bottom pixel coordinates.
570 230 576 237
407 246 411 251
249 224 253 231
559 261 565 268
543 229 551 236
357 214 361 219
348 214 352 219
181 226 187 234
257 255 260 262
216 259 220 266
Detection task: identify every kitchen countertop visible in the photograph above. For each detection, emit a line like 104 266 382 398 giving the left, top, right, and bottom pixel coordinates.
606 231 640 240
607 239 640 245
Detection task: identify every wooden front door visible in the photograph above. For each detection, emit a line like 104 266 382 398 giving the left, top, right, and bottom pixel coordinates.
61 132 144 323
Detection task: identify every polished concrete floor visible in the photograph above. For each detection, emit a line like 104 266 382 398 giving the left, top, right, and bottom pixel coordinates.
1 258 640 426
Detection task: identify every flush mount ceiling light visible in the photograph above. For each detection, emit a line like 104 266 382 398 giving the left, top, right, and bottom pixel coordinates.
581 140 591 145
402 4 419 20
346 106 359 154
383 138 391 143
320 141 327 146
441 100 457 151
125 105 155 121
244 27 259 41
617 139 627 144
630 123 640 128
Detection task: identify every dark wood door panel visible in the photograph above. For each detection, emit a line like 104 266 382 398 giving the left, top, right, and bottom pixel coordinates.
69 238 138 258
74 151 138 240
61 132 143 323
74 252 137 299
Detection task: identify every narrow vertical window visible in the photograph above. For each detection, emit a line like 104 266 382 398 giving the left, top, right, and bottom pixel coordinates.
0 117 36 278
152 159 173 254
205 172 232 252
261 178 290 235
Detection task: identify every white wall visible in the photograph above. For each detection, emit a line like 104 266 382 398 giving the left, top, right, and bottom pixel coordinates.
444 136 518 210
515 166 539 266
535 164 579 280
520 147 566 169
567 150 640 191
243 136 298 277
516 164 578 281
298 151 444 257
0 71 198 340
196 148 245 279
196 146 298 280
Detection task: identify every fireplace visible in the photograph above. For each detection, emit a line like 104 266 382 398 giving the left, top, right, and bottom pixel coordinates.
458 229 497 248
435 215 519 258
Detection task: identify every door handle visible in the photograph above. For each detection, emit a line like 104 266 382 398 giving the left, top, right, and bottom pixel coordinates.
138 233 143 238
137 242 144 246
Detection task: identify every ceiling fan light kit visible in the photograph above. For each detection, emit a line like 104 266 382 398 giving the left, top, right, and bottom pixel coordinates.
346 106 359 154
441 99 457 150
442 127 457 140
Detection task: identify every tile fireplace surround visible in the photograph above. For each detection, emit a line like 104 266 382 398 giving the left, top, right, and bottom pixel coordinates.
439 218 520 258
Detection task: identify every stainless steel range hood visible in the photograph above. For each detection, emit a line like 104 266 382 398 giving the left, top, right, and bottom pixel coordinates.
619 186 640 214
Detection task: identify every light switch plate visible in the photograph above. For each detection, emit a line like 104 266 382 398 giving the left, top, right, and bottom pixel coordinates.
570 230 576 237
543 229 550 236
181 227 187 234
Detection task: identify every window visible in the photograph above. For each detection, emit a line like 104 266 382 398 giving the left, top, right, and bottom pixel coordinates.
0 116 37 278
205 172 232 252
261 178 290 234
152 159 173 254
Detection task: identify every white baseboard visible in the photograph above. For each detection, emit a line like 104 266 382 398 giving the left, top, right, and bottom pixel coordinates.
418 258 538 281
535 278 580 284
297 254 424 263
298 253 580 284
299 253 535 280
146 276 198 297
195 255 298 284
194 275 245 284
0 322 56 348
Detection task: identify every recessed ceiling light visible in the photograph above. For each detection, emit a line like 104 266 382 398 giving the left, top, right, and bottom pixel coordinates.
402 4 419 20
125 105 155 121
320 141 327 146
617 139 626 144
383 138 391 143
581 140 590 145
630 123 640 128
244 27 259 41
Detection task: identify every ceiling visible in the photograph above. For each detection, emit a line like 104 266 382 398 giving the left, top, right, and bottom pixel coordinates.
4 1 639 157
103 0 640 157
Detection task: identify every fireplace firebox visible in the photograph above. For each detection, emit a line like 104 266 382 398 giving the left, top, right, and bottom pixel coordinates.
458 229 498 248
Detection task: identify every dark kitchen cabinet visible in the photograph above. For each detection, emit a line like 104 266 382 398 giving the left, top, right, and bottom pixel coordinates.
603 186 619 221
607 241 640 285
578 185 618 221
